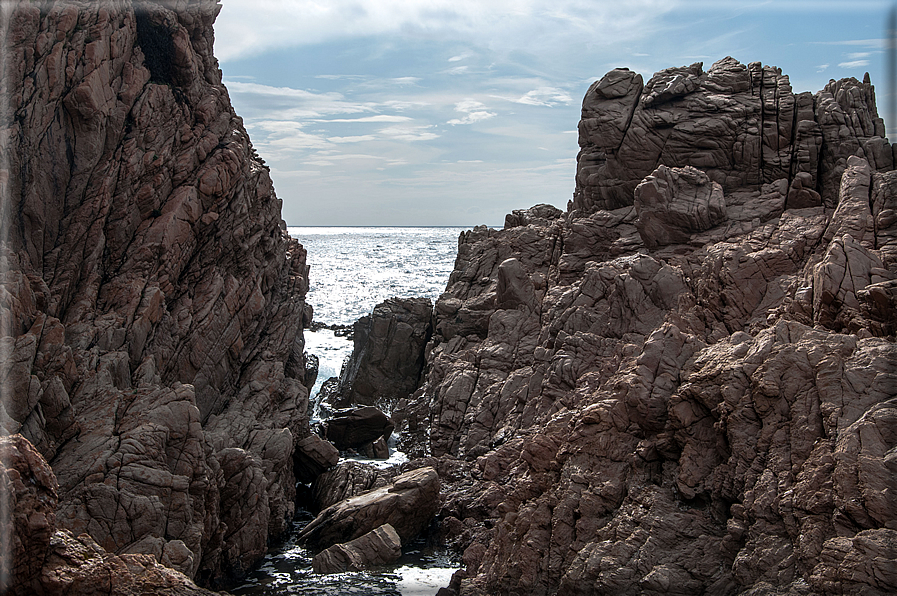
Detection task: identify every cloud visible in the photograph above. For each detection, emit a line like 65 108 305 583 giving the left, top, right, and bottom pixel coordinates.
816 63 830 72
379 125 441 141
838 59 870 68
315 115 414 123
514 87 573 107
327 135 380 143
214 0 681 62
447 99 496 125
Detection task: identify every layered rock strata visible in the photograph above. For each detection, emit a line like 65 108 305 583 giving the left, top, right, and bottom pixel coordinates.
395 58 897 595
0 0 323 587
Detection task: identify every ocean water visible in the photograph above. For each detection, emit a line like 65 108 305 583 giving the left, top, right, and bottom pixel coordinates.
291 227 467 399
229 227 469 596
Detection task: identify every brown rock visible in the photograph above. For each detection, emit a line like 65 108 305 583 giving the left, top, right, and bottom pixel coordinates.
1 0 315 586
324 406 395 451
633 164 727 248
0 434 219 596
337 297 433 410
311 524 402 574
398 60 897 596
296 467 440 551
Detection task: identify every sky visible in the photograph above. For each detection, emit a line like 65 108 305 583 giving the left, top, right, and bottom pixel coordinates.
213 0 895 227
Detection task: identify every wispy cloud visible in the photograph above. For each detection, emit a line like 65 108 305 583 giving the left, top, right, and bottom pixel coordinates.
514 87 573 107
215 0 680 62
839 59 870 68
447 99 496 125
315 115 414 123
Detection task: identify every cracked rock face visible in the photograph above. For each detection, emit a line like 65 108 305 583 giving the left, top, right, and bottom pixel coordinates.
399 58 897 595
0 0 324 587
0 434 219 596
571 56 890 214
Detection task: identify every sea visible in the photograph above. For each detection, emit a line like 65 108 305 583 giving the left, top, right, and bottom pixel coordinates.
295 226 469 400
231 226 472 596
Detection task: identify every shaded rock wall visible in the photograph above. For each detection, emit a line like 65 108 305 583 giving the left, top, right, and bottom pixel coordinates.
0 0 317 586
401 58 897 595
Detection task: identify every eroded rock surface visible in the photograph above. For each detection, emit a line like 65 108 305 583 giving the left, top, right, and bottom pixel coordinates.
1 434 219 596
0 0 326 587
337 297 433 411
397 58 897 595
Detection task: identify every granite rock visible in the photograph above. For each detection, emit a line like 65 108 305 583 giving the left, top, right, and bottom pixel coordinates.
394 60 897 596
0 0 320 587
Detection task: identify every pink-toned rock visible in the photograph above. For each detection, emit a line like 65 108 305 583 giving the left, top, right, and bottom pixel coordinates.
1 0 319 587
634 164 727 248
1 434 219 596
391 59 897 596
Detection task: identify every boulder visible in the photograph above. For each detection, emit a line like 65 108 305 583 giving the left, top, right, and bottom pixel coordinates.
324 406 395 451
786 171 821 209
296 467 440 551
311 460 397 511
312 524 402 574
294 434 340 484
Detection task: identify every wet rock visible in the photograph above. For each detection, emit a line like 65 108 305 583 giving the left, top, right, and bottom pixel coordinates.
324 406 395 451
311 524 402 574
296 467 440 551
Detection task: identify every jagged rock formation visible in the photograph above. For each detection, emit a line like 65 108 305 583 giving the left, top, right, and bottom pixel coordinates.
394 58 897 595
572 58 890 213
1 434 220 596
0 0 325 588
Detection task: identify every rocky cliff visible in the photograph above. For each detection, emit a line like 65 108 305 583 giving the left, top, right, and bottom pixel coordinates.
391 58 897 594
0 0 325 589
